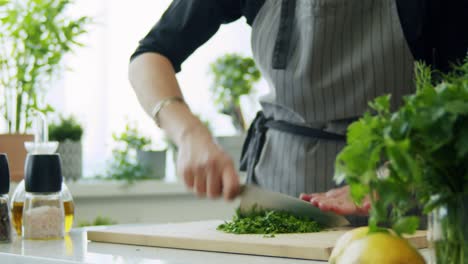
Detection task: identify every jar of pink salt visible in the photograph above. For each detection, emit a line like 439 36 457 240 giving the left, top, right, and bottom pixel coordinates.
23 154 64 240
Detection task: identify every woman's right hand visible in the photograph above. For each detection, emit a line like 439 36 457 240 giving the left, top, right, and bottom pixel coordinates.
128 54 240 200
176 123 240 200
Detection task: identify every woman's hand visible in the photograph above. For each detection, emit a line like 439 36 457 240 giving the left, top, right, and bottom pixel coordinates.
129 54 240 200
177 123 240 200
300 186 371 216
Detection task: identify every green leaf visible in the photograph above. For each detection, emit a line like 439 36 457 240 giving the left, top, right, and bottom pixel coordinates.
349 183 370 204
445 100 468 115
392 216 419 236
369 94 391 114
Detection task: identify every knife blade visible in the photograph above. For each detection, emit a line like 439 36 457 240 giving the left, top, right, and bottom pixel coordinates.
239 184 350 227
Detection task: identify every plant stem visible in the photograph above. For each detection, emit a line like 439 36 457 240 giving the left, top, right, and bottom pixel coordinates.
433 195 468 264
232 104 246 133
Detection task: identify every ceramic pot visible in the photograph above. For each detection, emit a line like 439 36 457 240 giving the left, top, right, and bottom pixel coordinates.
136 150 166 180
56 140 82 181
0 134 34 182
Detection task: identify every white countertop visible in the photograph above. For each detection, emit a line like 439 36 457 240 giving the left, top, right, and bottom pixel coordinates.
0 227 325 264
0 226 433 264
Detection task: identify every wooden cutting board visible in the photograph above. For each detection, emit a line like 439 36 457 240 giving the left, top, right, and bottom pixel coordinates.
87 220 427 261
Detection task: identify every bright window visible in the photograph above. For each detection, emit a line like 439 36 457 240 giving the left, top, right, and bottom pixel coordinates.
45 0 266 177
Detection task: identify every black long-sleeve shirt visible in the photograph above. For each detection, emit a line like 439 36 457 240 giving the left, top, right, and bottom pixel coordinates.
131 0 468 73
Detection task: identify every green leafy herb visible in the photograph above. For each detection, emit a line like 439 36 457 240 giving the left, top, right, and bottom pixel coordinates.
217 207 322 237
335 58 468 237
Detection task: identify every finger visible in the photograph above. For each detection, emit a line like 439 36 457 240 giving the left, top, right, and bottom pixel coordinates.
193 165 207 197
180 163 194 189
309 196 321 207
358 197 372 215
300 192 327 200
308 192 327 199
330 203 359 215
325 198 359 215
325 186 349 198
221 161 240 200
309 193 329 206
317 199 334 212
299 193 312 201
206 159 221 198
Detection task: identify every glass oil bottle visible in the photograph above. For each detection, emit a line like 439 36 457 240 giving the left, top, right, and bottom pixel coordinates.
11 110 75 236
23 153 65 239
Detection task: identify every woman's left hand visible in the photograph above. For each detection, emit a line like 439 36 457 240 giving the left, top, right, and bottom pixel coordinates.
300 186 371 216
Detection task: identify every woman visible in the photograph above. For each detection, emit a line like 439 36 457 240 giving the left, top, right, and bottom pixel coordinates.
128 0 467 220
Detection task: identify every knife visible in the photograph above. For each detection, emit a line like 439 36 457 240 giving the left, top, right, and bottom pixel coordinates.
239 184 350 227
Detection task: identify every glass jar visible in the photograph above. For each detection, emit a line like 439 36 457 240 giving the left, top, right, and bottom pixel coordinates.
0 194 12 243
427 194 468 264
23 192 64 240
11 181 74 236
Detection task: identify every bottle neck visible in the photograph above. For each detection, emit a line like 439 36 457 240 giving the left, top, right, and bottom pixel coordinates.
25 192 61 199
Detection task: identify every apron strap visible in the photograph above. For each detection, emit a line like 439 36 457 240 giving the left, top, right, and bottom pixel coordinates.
240 111 358 184
272 0 297 69
240 112 269 184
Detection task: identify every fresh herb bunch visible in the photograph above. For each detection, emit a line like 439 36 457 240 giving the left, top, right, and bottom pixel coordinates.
49 116 84 142
217 207 322 237
335 59 468 236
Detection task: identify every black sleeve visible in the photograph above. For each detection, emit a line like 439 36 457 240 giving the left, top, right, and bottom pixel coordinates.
130 0 243 72
429 0 468 72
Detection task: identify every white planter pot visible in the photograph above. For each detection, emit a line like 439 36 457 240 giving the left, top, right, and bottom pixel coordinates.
137 150 167 180
216 134 246 170
57 140 82 181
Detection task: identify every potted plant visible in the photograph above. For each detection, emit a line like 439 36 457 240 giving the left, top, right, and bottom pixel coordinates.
106 123 166 182
49 116 84 181
0 0 89 181
210 53 261 133
209 54 260 167
335 59 468 264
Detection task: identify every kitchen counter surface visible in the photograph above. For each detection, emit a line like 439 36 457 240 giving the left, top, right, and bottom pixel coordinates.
0 226 431 264
0 226 324 264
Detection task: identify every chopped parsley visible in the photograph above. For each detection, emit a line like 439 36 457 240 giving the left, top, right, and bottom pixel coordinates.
217 207 322 237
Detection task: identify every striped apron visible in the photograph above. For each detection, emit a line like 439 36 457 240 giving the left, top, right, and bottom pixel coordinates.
241 0 415 204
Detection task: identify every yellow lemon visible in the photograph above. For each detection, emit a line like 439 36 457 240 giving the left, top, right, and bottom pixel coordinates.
331 231 425 264
330 227 370 263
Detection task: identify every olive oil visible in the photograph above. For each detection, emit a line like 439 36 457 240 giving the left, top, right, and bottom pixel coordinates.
12 200 74 235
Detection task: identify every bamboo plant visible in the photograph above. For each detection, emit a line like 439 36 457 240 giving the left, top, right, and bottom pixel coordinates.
0 0 89 134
